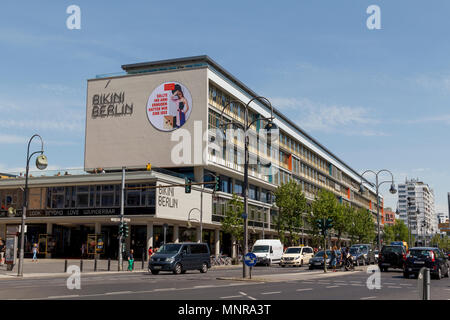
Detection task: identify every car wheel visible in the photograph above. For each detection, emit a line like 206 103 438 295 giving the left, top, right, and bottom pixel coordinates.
281 264 285 268
437 268 442 280
309 266 313 270
200 263 208 273
267 259 272 267
173 263 182 275
151 270 159 275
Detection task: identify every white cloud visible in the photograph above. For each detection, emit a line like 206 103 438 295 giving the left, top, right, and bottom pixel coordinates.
0 134 28 144
271 97 381 135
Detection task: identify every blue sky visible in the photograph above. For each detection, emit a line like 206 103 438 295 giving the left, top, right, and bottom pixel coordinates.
1 1 449 214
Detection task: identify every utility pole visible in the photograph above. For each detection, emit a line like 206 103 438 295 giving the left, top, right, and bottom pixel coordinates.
118 167 125 271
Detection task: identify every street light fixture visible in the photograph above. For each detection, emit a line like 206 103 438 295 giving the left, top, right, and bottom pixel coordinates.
359 169 396 253
217 96 277 278
18 134 47 277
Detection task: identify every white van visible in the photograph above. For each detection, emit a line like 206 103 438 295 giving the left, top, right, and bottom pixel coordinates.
280 246 314 267
251 239 283 266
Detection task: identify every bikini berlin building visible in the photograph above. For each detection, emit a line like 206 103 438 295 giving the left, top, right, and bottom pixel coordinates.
0 56 379 259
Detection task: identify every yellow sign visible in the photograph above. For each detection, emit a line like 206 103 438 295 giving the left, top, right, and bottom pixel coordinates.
146 163 152 171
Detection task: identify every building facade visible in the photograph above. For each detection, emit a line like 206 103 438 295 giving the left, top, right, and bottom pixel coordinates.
382 207 395 227
0 56 380 259
397 178 436 245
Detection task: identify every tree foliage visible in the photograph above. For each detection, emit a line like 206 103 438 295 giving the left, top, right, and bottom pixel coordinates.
382 219 409 245
221 193 244 248
345 207 376 244
274 180 308 246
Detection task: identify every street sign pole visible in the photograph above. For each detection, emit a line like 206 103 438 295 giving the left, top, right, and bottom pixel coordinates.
118 167 125 271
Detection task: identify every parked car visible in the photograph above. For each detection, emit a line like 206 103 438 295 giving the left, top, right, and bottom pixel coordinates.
404 247 450 279
280 246 314 267
148 242 211 275
351 244 376 264
378 245 407 271
348 247 366 266
251 239 283 266
308 250 332 269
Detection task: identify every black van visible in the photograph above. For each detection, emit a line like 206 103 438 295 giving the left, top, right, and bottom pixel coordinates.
148 242 211 275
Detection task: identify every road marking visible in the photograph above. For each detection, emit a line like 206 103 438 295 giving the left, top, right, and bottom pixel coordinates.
220 295 243 299
326 285 340 288
384 282 395 285
105 291 133 295
47 295 80 299
239 291 256 300
360 296 377 300
296 288 313 292
261 291 281 295
351 284 364 286
153 288 176 292
239 291 247 296
387 286 402 289
193 285 214 289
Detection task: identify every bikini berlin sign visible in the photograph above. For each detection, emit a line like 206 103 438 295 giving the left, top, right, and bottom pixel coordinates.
146 82 193 131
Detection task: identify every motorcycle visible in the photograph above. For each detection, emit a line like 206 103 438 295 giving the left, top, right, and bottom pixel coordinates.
344 253 355 271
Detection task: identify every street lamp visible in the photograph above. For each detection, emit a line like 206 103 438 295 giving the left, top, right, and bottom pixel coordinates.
359 169 396 253
217 97 277 278
18 134 47 277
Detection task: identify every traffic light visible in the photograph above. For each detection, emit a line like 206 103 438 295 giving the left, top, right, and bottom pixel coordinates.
316 219 323 231
119 222 124 237
185 177 192 193
214 176 220 191
123 222 129 238
325 218 333 229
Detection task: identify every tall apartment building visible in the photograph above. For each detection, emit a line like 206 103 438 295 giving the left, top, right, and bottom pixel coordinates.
397 178 436 245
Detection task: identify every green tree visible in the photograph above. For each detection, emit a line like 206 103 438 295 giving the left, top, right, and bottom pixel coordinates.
221 194 244 251
346 207 376 244
274 180 308 246
308 189 339 248
334 203 351 244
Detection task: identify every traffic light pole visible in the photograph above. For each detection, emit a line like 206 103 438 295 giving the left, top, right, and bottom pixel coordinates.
323 218 327 273
118 167 125 271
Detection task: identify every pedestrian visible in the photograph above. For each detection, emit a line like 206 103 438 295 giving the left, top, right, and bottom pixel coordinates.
81 243 86 258
32 243 39 262
127 249 134 271
148 246 153 258
331 246 338 272
0 238 5 266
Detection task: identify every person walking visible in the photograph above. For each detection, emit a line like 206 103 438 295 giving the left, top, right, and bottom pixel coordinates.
32 243 39 262
330 246 338 272
0 238 5 266
127 249 134 271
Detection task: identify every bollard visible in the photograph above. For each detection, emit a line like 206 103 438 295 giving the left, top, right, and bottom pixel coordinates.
64 259 68 273
94 256 98 272
80 259 83 273
423 268 430 300
108 258 111 271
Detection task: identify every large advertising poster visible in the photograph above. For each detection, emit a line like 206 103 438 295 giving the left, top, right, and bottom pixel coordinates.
147 82 193 131
84 68 207 170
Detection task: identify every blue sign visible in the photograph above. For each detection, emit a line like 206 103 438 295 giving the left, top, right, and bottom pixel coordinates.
244 252 257 267
241 214 248 219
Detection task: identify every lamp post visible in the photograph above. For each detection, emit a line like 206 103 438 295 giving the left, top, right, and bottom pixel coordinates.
216 97 276 278
359 169 397 253
18 134 48 277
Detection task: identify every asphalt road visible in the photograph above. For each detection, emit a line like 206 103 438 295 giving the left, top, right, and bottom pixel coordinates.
0 265 449 300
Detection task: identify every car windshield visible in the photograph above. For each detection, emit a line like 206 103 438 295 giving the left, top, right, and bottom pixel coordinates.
285 248 301 254
409 250 432 258
253 245 270 253
157 244 182 254
382 246 403 254
349 248 359 254
315 250 331 257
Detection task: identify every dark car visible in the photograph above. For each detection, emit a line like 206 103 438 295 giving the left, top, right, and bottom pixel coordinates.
148 242 211 275
348 247 366 266
308 250 332 269
351 244 376 264
404 247 450 279
378 245 407 271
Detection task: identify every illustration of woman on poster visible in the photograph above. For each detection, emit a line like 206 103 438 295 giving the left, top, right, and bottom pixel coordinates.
171 84 190 128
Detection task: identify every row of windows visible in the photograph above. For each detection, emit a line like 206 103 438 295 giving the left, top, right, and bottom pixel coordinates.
46 184 156 209
213 198 268 222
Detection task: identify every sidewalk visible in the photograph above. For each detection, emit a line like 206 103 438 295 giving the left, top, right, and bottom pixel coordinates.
0 259 241 279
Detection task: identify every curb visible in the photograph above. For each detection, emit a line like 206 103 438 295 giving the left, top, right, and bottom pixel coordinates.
0 270 148 280
216 277 267 282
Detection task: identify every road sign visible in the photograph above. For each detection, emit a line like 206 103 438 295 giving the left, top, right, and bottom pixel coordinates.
241 214 248 219
244 252 257 267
